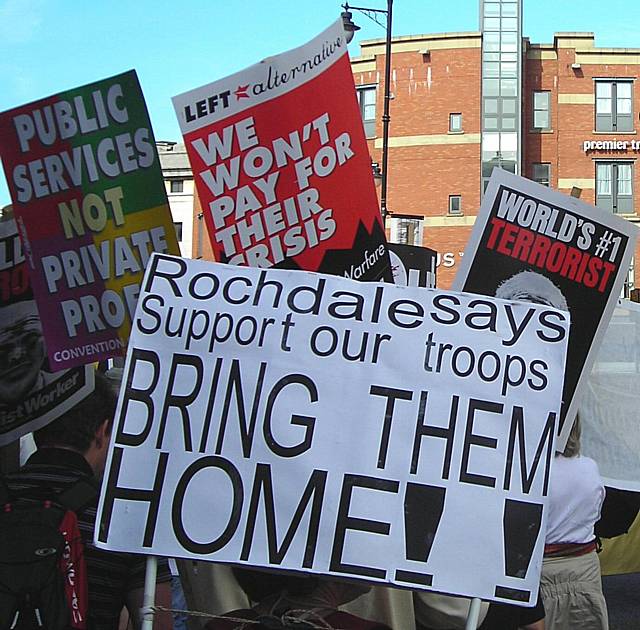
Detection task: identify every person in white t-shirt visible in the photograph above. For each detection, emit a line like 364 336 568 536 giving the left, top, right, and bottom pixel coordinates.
541 414 608 630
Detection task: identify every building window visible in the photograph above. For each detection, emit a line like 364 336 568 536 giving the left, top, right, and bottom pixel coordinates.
596 162 633 214
173 222 183 242
532 91 551 130
596 80 633 132
390 216 423 246
170 179 184 193
357 86 376 138
448 195 462 215
532 163 550 187
449 113 463 133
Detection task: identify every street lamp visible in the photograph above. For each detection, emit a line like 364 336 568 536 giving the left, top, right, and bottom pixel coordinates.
341 1 393 223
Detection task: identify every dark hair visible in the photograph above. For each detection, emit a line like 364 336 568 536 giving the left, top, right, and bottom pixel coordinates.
561 412 581 458
232 567 319 604
34 370 118 452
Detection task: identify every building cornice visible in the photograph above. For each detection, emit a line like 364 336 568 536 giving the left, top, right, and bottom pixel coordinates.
359 31 481 56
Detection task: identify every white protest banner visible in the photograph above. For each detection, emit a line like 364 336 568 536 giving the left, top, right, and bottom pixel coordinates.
453 169 638 451
581 299 640 491
96 254 569 605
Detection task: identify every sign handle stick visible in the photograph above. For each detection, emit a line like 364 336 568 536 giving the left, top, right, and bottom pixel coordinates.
465 597 482 629
141 555 158 630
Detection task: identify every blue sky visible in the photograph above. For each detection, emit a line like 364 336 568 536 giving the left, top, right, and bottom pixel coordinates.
2 0 640 206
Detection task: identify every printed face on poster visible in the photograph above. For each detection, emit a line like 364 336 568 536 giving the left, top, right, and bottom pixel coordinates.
96 254 569 605
0 71 180 371
172 20 391 282
388 243 437 288
0 217 94 446
453 169 638 451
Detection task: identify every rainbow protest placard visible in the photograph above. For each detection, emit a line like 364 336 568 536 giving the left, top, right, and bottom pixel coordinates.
0 70 179 369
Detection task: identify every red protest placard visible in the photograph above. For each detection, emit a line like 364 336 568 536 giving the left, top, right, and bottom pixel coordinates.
173 20 391 282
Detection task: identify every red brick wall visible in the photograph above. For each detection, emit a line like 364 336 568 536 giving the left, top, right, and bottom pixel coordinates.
192 36 640 292
524 43 640 289
355 43 482 289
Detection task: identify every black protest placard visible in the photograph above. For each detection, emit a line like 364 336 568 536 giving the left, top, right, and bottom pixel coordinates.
453 169 638 450
388 243 437 288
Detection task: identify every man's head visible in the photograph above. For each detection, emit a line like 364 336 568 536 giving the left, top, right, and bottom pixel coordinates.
0 300 46 405
495 270 568 311
34 370 118 475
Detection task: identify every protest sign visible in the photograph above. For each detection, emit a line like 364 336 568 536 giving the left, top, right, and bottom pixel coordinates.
453 169 638 451
96 254 569 605
172 20 391 281
0 71 180 371
0 217 94 445
581 299 640 492
388 243 437 288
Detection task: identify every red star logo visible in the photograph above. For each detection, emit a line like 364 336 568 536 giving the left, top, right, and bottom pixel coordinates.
234 85 249 100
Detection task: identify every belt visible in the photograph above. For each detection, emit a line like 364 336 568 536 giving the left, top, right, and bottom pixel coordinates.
544 540 597 558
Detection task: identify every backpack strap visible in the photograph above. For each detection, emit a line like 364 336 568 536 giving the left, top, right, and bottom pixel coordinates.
57 477 100 514
0 477 10 505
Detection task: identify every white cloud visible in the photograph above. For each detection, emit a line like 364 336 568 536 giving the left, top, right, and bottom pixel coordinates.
0 0 44 44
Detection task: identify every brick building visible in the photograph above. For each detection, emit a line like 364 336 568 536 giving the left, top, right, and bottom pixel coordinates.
189 0 640 292
351 0 640 290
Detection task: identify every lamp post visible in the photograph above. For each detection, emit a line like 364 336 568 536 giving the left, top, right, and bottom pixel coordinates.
341 1 393 223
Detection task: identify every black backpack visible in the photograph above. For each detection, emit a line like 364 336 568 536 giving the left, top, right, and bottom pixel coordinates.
0 477 98 630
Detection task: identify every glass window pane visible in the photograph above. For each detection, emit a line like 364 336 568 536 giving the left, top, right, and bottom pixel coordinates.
618 97 632 115
484 32 500 51
597 164 612 195
501 62 518 78
501 32 518 51
619 164 632 195
484 117 499 130
484 79 500 96
534 111 549 128
364 119 375 137
501 79 517 96
484 99 499 114
500 133 517 152
484 3 500 16
364 104 376 120
483 52 500 61
596 82 612 98
449 113 462 131
597 97 612 114
483 161 496 178
534 92 549 109
484 17 500 30
617 82 632 98
502 4 517 16
501 52 518 62
502 117 516 130
483 62 500 77
501 18 518 30
483 132 500 152
502 98 517 114
533 164 550 185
